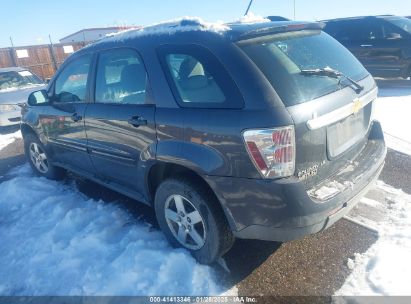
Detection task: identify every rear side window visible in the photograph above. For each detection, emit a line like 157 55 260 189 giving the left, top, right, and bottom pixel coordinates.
158 45 243 109
165 54 225 104
54 55 91 103
95 48 147 104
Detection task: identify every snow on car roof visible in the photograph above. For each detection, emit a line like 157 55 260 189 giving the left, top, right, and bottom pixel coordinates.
104 16 230 42
230 12 271 24
82 15 318 50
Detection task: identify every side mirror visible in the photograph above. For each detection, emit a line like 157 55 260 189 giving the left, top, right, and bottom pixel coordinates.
28 90 49 106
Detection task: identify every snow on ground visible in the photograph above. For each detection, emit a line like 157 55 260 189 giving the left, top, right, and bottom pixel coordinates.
0 130 21 151
338 181 411 296
375 84 411 155
0 164 229 296
337 81 411 296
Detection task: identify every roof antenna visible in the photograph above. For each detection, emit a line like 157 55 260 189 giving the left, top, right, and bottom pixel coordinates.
244 0 254 16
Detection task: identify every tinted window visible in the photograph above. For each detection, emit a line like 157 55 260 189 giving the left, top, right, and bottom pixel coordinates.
165 54 225 104
55 55 91 103
240 30 369 106
385 16 411 34
382 22 405 39
158 45 244 109
95 48 147 104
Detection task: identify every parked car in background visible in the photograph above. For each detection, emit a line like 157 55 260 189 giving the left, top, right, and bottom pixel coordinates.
0 67 46 127
323 15 411 78
21 18 386 264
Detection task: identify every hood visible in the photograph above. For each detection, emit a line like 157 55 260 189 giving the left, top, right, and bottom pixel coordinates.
0 84 47 105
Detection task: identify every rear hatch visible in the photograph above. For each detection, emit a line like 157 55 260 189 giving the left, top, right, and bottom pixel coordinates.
238 26 377 190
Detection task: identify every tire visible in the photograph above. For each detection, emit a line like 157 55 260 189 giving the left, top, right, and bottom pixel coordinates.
24 133 65 180
154 177 234 264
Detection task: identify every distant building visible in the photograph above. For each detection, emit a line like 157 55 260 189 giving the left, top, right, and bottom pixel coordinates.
59 26 139 44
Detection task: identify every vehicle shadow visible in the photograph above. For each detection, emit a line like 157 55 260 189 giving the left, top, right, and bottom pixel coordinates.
376 78 411 97
220 239 282 285
71 174 158 227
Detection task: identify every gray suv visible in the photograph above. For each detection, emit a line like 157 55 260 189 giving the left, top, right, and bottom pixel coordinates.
21 19 386 264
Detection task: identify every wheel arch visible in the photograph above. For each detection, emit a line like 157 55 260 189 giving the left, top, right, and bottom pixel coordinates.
20 123 38 139
146 161 237 231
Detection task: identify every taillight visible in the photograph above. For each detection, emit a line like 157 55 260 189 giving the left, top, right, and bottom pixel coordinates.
243 126 295 179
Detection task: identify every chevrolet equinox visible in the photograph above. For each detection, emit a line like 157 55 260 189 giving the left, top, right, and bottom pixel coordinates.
21 18 386 264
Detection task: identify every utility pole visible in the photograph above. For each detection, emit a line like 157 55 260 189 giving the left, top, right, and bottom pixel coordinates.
244 0 254 16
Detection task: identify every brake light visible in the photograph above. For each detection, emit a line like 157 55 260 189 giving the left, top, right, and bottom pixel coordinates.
243 126 295 178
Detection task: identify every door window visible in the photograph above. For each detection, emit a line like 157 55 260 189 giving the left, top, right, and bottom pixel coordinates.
382 22 404 40
327 20 382 41
54 55 91 103
165 54 226 104
95 48 148 104
158 45 244 109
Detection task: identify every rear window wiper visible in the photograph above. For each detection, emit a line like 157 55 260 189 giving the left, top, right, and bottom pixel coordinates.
300 66 364 94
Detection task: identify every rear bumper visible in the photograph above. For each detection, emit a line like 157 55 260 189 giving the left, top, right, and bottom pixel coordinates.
0 110 21 126
205 121 386 241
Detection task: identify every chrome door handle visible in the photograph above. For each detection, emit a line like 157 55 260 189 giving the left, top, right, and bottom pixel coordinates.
360 44 373 47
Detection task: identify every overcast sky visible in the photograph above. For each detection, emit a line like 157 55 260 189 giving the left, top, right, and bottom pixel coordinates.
1 0 410 47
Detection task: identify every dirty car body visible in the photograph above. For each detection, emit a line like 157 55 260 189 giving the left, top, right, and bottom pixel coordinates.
21 18 386 263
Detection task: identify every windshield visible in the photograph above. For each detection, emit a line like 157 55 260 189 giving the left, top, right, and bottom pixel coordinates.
0 70 43 92
385 17 411 34
239 30 369 106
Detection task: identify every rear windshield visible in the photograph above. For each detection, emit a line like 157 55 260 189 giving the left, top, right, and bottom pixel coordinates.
239 30 369 106
0 70 43 92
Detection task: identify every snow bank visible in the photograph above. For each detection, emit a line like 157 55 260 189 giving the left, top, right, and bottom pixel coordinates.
104 17 230 42
0 130 22 151
376 88 411 155
0 164 226 296
336 181 411 296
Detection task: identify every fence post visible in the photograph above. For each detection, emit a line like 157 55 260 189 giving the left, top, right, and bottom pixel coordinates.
9 48 17 67
48 35 58 73
48 44 58 72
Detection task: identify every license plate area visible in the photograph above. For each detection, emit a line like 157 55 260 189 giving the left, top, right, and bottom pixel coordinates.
327 109 367 158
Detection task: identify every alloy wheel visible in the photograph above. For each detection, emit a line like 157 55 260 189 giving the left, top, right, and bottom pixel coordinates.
164 194 206 250
29 142 49 174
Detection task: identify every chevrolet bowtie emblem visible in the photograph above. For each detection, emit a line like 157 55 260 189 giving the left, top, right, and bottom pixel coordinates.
352 98 362 115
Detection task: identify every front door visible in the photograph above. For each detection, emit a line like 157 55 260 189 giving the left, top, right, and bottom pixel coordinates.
43 54 95 173
84 48 156 197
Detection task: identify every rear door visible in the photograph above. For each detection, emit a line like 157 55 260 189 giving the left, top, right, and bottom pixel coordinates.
84 48 156 196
